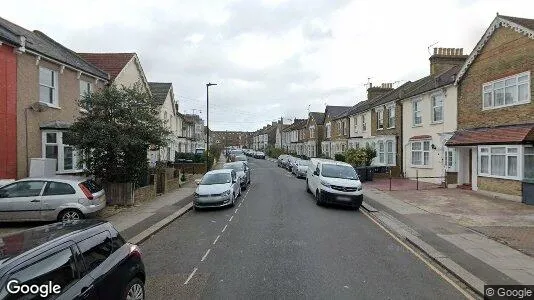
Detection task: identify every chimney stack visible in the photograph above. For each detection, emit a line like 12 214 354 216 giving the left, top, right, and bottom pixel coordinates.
367 82 394 100
429 47 468 75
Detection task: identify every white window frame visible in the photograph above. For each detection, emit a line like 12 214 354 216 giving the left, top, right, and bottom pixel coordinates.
411 140 431 168
525 146 534 180
386 105 395 129
326 123 331 138
376 108 384 130
353 117 358 134
478 145 521 180
309 125 315 138
482 71 531 110
378 141 385 164
362 115 367 132
343 120 348 136
431 93 444 124
444 147 457 172
386 140 395 165
39 67 59 107
42 131 83 174
413 98 422 126
79 80 92 100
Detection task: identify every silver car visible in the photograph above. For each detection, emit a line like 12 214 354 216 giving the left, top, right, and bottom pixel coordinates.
0 176 106 222
222 162 251 190
194 169 241 209
292 159 309 178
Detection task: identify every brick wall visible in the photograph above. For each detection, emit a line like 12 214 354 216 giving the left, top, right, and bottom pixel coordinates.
457 26 534 130
446 172 458 185
478 176 522 196
166 177 181 193
134 184 156 203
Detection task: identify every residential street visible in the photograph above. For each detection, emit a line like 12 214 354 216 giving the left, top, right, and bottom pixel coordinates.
141 158 468 299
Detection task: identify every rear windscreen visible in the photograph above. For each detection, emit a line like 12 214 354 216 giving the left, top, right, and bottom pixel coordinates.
82 179 103 193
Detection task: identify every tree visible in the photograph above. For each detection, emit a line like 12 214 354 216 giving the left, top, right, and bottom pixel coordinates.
344 146 377 167
65 84 171 185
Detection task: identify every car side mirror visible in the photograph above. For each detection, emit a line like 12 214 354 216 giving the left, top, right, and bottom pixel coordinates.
313 170 319 176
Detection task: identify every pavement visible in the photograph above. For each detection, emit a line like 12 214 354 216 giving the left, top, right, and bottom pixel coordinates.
362 181 534 294
140 157 472 299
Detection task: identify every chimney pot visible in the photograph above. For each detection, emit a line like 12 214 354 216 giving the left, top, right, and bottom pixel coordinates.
434 48 438 54
460 48 463 55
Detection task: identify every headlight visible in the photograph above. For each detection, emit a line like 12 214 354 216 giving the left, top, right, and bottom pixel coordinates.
320 180 331 188
222 190 231 196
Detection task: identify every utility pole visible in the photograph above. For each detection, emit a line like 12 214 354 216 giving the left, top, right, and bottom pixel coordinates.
206 83 217 170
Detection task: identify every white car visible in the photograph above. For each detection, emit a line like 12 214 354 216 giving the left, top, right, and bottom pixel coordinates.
306 158 363 209
0 176 106 222
194 169 241 209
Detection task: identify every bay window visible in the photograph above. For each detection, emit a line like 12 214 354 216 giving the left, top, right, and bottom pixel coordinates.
478 145 520 179
482 71 531 109
378 141 385 164
411 140 430 166
42 131 82 173
525 147 534 180
386 140 394 165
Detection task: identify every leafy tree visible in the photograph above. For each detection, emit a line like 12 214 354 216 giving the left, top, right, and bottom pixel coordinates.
65 84 171 184
344 146 377 166
334 153 346 162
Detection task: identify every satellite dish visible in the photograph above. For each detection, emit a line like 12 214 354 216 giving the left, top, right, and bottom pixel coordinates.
29 102 50 112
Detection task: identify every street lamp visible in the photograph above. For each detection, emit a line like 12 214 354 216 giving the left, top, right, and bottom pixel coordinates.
206 82 217 170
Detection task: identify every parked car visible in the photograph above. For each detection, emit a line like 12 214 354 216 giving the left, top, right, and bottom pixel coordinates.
0 176 106 222
194 169 241 209
292 159 309 178
306 158 363 209
0 219 145 300
254 151 266 159
234 154 248 163
222 162 251 190
277 155 289 167
286 156 297 170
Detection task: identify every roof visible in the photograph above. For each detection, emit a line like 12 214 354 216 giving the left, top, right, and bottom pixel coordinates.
148 82 172 106
367 81 417 108
325 106 351 119
282 119 306 132
0 25 20 46
401 66 460 99
334 100 369 120
309 112 325 125
0 220 107 264
294 119 308 130
77 53 135 81
0 17 108 80
446 124 534 146
456 14 534 84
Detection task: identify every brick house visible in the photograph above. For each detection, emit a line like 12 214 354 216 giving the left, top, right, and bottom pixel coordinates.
330 110 351 158
305 112 325 157
296 119 309 156
401 48 467 185
446 14 534 202
321 106 351 158
0 17 110 179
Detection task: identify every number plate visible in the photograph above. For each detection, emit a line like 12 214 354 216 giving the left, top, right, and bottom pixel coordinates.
337 196 351 201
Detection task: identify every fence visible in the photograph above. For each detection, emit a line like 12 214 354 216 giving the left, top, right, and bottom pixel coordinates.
383 170 446 191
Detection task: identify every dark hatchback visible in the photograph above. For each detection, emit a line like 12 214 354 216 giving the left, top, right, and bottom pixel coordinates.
0 220 145 300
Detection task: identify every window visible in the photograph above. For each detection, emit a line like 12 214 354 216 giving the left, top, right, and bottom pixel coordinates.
413 99 422 126
431 94 444 123
386 140 394 165
525 147 534 180
80 80 91 99
479 146 519 179
353 117 358 133
387 106 395 128
343 120 348 136
43 182 76 196
378 141 385 163
411 140 430 166
445 148 456 171
78 231 113 273
8 248 78 298
0 181 45 198
362 115 367 131
377 109 384 130
326 123 331 138
42 132 81 173
39 67 58 106
483 72 531 109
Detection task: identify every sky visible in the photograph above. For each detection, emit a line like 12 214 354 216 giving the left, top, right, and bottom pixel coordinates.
3 0 533 131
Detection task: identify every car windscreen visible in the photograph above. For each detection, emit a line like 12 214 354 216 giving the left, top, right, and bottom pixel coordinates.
321 165 358 180
201 173 232 185
223 163 244 171
297 160 308 166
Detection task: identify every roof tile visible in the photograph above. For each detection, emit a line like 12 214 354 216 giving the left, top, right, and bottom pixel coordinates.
77 53 135 81
446 124 534 146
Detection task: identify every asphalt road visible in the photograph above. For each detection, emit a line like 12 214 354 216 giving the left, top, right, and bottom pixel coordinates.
140 158 468 299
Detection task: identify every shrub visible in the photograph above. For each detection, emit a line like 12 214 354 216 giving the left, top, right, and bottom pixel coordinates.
344 146 377 166
334 153 346 162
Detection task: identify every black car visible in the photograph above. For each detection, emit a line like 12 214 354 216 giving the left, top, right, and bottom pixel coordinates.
0 220 145 300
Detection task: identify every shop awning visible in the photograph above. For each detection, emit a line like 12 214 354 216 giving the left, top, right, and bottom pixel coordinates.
446 124 534 146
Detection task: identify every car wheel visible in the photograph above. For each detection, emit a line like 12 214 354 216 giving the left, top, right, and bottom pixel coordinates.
123 277 144 300
315 190 322 206
58 209 84 222
230 193 235 207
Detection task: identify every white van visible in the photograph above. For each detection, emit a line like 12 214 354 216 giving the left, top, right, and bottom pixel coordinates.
306 158 363 209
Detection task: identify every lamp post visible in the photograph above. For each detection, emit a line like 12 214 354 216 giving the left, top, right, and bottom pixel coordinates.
206 83 217 170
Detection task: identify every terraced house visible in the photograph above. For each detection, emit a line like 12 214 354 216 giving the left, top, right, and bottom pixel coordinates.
0 17 110 179
321 106 351 158
446 14 534 202
401 48 467 185
305 112 325 158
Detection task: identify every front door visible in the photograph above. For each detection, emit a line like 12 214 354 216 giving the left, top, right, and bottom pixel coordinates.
0 181 46 221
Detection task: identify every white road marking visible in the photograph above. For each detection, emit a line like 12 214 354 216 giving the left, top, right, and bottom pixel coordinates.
213 235 220 245
222 224 228 232
235 208 239 213
229 216 234 222
238 202 242 207
361 210 475 300
201 249 211 262
184 267 197 285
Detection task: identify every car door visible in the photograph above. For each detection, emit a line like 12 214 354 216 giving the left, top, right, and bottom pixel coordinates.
40 181 78 221
310 164 321 195
0 243 98 300
0 181 46 221
231 171 239 196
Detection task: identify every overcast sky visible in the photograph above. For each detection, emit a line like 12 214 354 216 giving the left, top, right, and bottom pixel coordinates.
3 0 533 131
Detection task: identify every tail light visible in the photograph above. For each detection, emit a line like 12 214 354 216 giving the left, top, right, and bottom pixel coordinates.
78 183 94 200
129 244 142 259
